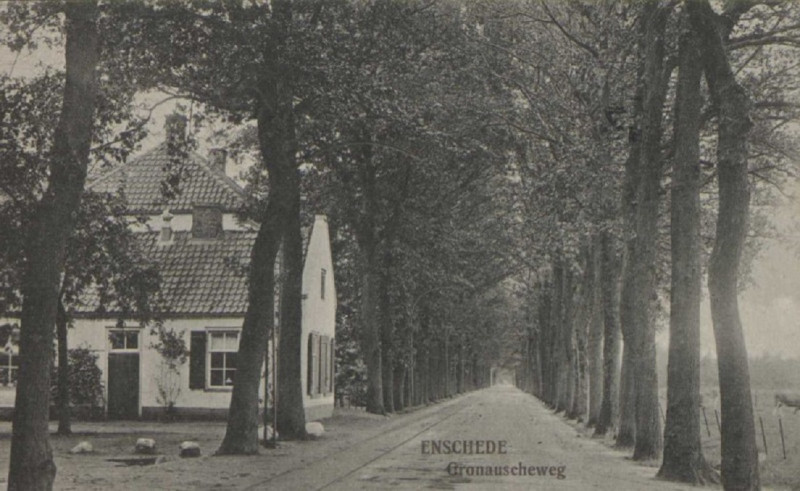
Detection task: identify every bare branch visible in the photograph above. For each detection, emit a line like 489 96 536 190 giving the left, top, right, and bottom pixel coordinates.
539 1 600 60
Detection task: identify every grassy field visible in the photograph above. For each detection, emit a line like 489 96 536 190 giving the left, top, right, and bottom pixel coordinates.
702 389 799 489
656 388 800 489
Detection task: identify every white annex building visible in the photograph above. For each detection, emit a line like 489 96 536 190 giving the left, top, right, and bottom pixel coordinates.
0 117 336 421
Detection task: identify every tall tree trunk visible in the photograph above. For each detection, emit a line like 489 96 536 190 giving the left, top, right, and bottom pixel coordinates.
393 364 405 411
8 3 100 489
658 14 716 484
219 203 281 454
553 262 569 412
379 248 394 413
277 164 307 439
616 341 636 447
220 0 304 448
443 333 451 398
361 253 384 413
538 279 553 404
569 252 591 422
587 241 604 427
563 267 577 414
595 231 621 437
690 1 759 488
356 135 384 414
56 299 71 436
457 340 465 394
627 0 670 461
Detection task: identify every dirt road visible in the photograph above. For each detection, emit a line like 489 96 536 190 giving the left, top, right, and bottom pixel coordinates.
0 386 715 490
252 385 695 490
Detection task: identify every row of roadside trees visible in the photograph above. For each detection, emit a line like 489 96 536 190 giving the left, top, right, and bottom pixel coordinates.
506 1 800 489
1 1 523 489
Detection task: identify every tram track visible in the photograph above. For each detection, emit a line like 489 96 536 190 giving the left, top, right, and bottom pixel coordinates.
242 391 476 490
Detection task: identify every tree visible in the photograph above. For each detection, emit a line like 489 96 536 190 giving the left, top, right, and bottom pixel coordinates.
657 9 716 483
593 231 621 437
689 0 761 488
6 1 101 488
620 0 670 460
306 0 517 414
106 0 319 447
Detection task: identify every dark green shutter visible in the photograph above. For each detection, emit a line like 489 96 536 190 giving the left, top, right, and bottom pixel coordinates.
190 332 206 390
329 338 335 393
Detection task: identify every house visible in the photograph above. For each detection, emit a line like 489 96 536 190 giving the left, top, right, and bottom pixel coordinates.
0 116 336 421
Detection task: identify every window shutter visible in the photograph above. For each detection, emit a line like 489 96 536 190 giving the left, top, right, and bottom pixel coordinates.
312 333 320 395
329 338 335 393
190 332 206 390
307 334 314 395
320 337 328 395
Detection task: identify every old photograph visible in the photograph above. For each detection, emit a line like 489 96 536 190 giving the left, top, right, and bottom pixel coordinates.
1 1 799 489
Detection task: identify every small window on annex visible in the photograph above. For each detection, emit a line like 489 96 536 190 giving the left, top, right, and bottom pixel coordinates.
108 329 139 351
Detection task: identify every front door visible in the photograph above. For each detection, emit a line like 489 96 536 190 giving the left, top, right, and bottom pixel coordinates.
107 330 140 419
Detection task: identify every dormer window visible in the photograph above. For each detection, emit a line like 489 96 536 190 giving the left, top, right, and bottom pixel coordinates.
159 209 174 243
192 204 222 239
321 268 327 299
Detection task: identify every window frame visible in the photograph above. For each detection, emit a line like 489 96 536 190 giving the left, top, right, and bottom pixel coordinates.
0 351 18 388
107 328 141 353
206 329 240 390
1 326 20 388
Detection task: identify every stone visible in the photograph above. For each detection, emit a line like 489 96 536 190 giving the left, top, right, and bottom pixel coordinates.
305 422 324 439
69 441 93 454
135 438 157 455
260 425 278 441
179 441 201 458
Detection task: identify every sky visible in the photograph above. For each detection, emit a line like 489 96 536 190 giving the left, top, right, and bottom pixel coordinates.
3 28 800 360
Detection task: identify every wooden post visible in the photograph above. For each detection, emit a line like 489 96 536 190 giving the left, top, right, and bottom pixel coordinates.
702 406 711 437
779 417 787 460
714 408 721 434
759 416 768 456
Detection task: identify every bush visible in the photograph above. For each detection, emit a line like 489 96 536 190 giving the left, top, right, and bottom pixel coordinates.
51 347 105 408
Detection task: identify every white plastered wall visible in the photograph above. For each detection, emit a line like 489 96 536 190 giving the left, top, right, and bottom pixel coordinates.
300 215 337 420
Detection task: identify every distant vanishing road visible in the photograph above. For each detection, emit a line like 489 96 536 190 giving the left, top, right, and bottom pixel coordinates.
252 385 697 490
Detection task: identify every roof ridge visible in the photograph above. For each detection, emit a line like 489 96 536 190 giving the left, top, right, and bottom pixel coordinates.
87 142 248 212
86 143 164 190
191 151 247 202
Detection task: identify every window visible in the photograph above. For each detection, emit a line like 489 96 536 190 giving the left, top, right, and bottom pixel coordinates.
189 329 241 390
0 325 19 387
321 268 327 299
208 331 239 388
0 351 18 388
307 333 334 396
108 329 139 351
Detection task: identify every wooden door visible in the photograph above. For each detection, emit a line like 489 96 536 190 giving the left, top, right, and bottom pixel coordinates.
107 352 139 419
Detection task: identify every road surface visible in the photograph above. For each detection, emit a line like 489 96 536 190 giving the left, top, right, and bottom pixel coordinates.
253 385 696 490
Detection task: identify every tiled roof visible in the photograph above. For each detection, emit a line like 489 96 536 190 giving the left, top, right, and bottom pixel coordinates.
88 144 246 214
74 230 255 317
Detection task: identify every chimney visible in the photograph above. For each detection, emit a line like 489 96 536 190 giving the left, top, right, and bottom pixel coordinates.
192 204 222 239
164 114 187 143
160 209 174 243
209 148 227 174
